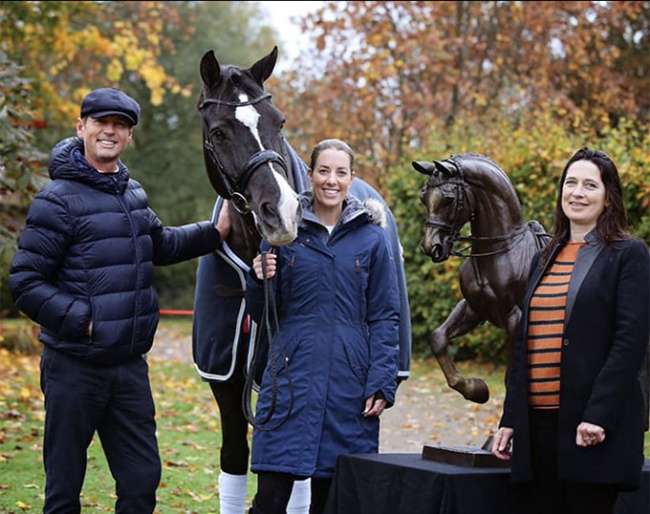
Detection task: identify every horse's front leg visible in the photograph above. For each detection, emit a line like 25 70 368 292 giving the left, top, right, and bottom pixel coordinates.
430 299 489 403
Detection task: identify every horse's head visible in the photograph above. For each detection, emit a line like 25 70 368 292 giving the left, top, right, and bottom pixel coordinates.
197 46 301 248
413 158 471 262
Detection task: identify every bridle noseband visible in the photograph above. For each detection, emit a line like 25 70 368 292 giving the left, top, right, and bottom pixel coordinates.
199 92 288 215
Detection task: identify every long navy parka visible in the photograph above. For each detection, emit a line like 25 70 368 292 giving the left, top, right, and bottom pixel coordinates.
9 137 222 365
245 192 400 479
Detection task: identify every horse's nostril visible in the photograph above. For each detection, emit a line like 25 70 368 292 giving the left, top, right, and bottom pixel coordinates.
259 202 280 224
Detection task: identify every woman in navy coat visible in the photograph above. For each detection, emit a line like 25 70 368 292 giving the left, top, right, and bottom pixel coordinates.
492 147 650 514
245 139 400 514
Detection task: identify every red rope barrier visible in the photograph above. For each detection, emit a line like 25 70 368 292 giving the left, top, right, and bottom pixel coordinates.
159 310 251 333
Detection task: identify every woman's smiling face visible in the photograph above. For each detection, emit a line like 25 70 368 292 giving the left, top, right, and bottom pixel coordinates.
561 159 606 234
309 148 354 211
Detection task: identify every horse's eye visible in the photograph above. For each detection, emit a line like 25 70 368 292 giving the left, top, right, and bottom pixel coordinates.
210 128 227 142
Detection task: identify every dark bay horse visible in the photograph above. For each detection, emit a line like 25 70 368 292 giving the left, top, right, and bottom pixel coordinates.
413 153 550 404
192 47 412 512
197 46 302 262
192 46 311 513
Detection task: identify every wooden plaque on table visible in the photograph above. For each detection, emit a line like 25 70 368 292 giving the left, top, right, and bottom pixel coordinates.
422 436 511 468
422 444 510 468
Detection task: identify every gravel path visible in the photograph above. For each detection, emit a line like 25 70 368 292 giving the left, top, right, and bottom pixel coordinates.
150 327 506 454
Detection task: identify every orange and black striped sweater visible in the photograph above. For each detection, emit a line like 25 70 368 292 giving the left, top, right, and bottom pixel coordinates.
526 242 585 409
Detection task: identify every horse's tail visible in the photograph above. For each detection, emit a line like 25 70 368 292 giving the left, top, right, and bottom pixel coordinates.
526 220 552 251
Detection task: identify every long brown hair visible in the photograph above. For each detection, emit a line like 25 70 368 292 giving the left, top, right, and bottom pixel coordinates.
539 147 629 267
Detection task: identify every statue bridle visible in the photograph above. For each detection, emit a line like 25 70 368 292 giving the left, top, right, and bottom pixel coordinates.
198 92 288 216
425 160 527 258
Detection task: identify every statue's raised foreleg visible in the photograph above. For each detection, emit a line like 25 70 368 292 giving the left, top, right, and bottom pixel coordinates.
430 298 489 403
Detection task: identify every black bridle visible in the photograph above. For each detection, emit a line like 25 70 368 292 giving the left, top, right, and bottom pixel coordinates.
198 92 288 215
424 161 527 258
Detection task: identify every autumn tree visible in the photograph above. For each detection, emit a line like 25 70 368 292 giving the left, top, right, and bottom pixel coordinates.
273 1 649 187
0 1 284 312
0 54 49 260
266 1 649 357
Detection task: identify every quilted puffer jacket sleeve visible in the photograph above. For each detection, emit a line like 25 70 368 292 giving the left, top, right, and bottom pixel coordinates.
9 190 91 339
149 208 222 266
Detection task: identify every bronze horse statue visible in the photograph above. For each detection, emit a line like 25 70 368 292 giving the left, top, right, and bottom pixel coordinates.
413 153 550 403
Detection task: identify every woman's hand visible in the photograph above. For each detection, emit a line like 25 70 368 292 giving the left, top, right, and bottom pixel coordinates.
491 427 514 460
362 394 387 417
252 251 276 280
576 421 605 447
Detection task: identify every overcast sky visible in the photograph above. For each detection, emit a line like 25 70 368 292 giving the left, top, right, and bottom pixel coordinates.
257 1 322 67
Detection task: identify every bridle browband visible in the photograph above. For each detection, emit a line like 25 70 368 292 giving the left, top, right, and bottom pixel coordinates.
425 160 527 258
198 92 287 215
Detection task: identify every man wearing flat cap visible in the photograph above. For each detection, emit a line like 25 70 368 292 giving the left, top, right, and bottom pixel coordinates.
9 87 231 513
81 87 141 127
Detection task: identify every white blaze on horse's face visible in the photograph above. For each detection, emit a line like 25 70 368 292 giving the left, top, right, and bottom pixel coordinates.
235 93 300 245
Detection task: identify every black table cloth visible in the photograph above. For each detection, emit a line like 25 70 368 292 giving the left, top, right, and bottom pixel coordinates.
324 453 650 514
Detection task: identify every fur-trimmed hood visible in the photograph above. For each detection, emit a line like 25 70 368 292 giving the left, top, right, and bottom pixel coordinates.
363 197 388 228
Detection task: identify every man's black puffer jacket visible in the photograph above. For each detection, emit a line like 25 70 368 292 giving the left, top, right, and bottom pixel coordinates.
9 137 221 365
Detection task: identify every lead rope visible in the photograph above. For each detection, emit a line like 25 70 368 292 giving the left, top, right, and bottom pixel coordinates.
243 250 294 431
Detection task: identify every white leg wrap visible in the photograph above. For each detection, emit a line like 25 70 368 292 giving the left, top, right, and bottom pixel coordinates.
286 477 311 514
218 471 248 514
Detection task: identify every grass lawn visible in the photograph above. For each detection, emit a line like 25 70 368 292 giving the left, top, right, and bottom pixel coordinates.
1 317 649 513
0 318 254 513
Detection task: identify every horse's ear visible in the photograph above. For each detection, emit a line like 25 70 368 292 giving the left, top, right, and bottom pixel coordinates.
412 161 434 176
200 50 222 89
434 159 455 177
250 46 278 85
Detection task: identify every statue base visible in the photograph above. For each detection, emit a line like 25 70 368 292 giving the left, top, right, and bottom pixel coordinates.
422 436 510 468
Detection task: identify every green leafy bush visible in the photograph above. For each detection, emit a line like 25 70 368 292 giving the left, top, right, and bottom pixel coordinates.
389 117 649 361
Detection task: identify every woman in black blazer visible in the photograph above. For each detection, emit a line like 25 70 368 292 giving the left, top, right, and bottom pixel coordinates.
492 147 650 514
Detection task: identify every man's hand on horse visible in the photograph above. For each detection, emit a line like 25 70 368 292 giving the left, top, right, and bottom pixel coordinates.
253 251 276 280
215 200 231 241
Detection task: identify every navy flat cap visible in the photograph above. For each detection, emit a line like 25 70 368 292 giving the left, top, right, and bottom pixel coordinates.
80 88 141 126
